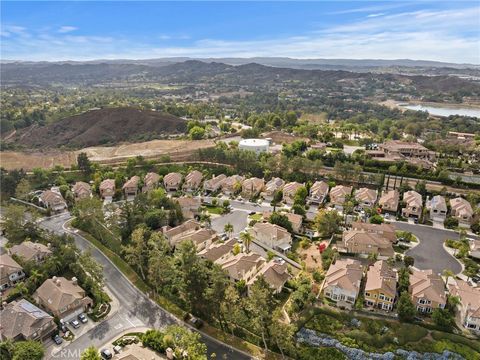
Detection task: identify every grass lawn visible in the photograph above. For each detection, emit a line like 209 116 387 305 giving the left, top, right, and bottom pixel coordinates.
302 307 480 359
249 213 262 221
203 205 224 215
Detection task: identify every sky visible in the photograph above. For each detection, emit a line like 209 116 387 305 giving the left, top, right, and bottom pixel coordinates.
1 1 479 64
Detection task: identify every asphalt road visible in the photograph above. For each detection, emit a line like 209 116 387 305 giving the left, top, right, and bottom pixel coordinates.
38 213 251 360
394 222 463 275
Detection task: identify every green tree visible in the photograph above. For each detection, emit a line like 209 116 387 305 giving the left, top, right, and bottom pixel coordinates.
12 341 44 360
122 226 150 280
77 152 92 175
403 256 415 268
293 186 308 206
163 325 208 360
398 267 410 294
189 126 206 140
80 346 101 360
269 309 296 358
0 339 15 360
314 210 342 238
14 178 31 200
268 212 293 233
240 231 253 253
224 222 234 238
142 329 166 353
247 277 275 351
432 308 454 330
369 214 384 224
397 291 416 322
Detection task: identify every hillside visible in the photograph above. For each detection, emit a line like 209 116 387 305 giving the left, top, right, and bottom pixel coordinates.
10 107 187 148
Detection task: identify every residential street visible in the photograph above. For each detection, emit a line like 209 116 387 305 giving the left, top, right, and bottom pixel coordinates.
38 213 251 360
394 222 465 275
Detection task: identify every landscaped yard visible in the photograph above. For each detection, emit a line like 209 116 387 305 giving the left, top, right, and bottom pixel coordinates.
203 205 224 215
300 307 480 359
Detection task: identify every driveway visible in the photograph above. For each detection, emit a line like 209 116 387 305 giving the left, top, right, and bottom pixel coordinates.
38 213 251 360
394 222 463 275
211 210 249 237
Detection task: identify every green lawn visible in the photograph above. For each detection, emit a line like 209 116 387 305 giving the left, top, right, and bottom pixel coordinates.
249 213 262 221
203 205 224 215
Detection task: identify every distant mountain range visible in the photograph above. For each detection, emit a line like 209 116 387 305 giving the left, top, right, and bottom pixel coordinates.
2 57 478 70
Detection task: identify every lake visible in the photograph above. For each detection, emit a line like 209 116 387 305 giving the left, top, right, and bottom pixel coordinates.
400 104 480 118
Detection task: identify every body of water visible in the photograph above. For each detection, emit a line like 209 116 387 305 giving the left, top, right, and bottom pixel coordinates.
400 104 480 118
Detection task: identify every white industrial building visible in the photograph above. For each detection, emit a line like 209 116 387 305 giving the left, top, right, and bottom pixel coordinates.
238 138 269 154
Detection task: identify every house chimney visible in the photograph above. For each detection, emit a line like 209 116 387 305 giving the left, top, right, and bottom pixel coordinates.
52 276 57 282
47 243 51 248
166 348 174 360
56 279 61 286
71 277 78 285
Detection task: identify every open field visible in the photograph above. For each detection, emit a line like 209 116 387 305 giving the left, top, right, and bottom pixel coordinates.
0 139 215 170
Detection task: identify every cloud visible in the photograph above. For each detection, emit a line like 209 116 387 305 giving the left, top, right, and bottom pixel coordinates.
1 6 479 64
367 13 385 18
58 26 78 33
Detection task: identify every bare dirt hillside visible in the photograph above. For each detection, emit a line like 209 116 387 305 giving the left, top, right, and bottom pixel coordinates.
10 107 187 148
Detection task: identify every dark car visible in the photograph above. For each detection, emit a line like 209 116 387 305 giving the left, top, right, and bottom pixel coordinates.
185 313 204 328
78 313 88 323
472 276 480 283
249 211 256 215
52 334 63 345
100 349 113 359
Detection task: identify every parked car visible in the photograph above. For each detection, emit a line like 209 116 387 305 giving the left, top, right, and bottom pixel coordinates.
78 313 88 323
190 316 204 328
52 334 63 345
70 319 80 329
100 349 113 359
249 211 256 215
471 275 480 283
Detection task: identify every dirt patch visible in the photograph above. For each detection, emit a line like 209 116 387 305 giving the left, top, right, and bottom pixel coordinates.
299 243 326 272
0 139 215 171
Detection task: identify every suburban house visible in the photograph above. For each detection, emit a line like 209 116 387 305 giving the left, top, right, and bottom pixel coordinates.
40 190 67 212
409 269 447 314
401 191 423 218
220 253 265 283
198 239 236 264
323 258 363 308
262 211 303 233
470 240 480 260
162 219 201 244
379 189 399 213
342 230 395 258
0 254 25 291
221 175 245 195
203 174 227 193
261 177 285 201
250 222 292 252
355 188 378 209
142 172 160 193
242 177 265 199
364 260 397 311
450 197 474 227
72 181 92 200
163 172 183 192
447 278 480 332
183 170 203 192
0 299 56 341
33 276 93 322
310 142 327 151
351 222 397 243
99 179 116 203
176 197 201 219
379 140 434 161
170 228 217 251
426 195 447 222
247 258 291 294
307 181 329 205
329 185 353 211
9 241 52 263
282 182 304 205
122 176 140 198
448 131 476 140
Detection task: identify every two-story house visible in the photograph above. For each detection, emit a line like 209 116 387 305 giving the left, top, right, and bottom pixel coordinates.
323 258 363 308
307 181 329 205
409 269 446 314
242 177 265 199
261 177 285 201
221 175 244 195
426 195 447 223
220 253 265 284
198 239 236 264
0 254 25 291
176 197 201 219
329 185 353 211
247 258 291 294
401 191 423 219
40 190 67 212
163 172 183 192
282 182 304 205
250 222 292 252
99 179 116 203
9 241 52 263
355 188 378 210
0 299 57 341
72 181 92 200
447 278 480 332
450 197 474 227
364 260 397 311
142 172 160 193
379 189 399 213
122 176 140 198
262 211 303 233
183 170 203 192
203 174 227 194
34 276 93 322
342 230 395 258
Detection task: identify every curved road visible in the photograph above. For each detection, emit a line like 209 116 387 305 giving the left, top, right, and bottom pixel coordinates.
394 222 463 275
39 213 251 360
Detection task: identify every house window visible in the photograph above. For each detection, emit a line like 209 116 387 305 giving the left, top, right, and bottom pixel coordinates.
467 324 477 329
365 292 371 297
379 294 385 300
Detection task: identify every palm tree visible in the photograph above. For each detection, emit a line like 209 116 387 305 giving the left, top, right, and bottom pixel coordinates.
224 223 234 239
240 232 253 253
29 269 44 287
15 282 29 297
442 269 454 285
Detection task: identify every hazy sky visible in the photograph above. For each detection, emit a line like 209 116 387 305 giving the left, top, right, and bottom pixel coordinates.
1 1 479 63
